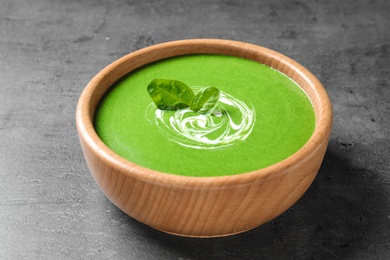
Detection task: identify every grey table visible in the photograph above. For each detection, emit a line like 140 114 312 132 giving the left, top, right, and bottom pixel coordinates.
1 0 389 259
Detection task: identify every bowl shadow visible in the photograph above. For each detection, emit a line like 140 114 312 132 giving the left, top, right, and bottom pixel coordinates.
113 141 390 259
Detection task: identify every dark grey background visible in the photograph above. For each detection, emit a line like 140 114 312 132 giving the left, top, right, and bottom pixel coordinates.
1 0 389 259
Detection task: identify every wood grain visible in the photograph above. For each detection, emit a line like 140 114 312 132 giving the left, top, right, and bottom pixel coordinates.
76 39 332 237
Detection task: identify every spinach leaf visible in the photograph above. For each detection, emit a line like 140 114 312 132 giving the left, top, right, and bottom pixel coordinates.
190 87 220 114
147 79 195 110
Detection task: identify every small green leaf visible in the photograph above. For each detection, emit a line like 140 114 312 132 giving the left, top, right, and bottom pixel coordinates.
147 79 195 110
190 87 220 114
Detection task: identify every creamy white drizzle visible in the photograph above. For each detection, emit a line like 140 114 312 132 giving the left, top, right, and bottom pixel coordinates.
146 87 256 149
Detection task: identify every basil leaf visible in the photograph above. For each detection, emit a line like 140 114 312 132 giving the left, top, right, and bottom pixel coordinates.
147 79 195 110
190 87 220 114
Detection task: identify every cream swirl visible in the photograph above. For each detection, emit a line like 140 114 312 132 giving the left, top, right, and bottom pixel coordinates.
146 88 256 149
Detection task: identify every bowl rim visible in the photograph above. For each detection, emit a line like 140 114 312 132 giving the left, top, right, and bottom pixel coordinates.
76 39 332 187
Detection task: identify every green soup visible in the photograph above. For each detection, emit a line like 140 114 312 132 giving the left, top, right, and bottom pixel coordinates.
94 54 315 177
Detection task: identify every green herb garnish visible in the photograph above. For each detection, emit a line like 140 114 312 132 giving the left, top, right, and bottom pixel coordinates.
147 79 220 114
147 79 195 110
190 87 220 114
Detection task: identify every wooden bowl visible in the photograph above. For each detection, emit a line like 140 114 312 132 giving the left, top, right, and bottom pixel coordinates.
76 39 332 237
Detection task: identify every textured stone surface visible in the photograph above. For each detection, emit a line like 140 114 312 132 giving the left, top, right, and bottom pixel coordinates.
0 0 389 259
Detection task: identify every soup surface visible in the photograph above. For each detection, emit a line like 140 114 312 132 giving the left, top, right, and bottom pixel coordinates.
94 54 315 177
